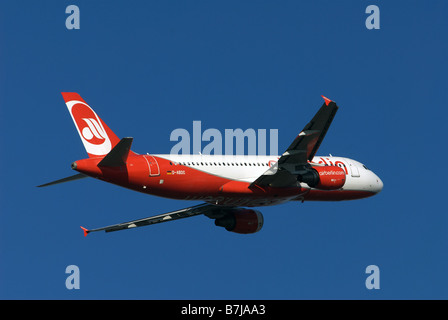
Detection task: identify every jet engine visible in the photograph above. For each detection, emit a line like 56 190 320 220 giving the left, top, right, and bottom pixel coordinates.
298 166 346 190
215 209 264 234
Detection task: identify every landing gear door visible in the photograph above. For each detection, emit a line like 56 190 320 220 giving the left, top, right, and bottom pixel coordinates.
145 155 160 176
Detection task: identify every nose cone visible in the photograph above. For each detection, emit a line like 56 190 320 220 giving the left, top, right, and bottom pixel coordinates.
371 173 383 194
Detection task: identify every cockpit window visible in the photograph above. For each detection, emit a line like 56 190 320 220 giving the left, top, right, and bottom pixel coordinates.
363 165 369 170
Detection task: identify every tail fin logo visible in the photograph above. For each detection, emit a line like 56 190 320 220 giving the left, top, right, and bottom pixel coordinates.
66 100 112 156
81 118 106 144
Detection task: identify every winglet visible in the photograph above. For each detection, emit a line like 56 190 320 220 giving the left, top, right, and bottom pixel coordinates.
321 95 332 106
80 226 89 237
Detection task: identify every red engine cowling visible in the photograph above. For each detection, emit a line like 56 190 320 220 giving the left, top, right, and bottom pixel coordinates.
298 165 346 190
312 166 346 190
215 209 264 234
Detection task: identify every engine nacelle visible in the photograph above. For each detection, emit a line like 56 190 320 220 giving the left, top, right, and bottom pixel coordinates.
215 209 264 234
298 166 346 190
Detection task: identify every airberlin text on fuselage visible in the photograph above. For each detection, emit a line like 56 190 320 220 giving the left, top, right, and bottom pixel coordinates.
318 170 345 176
318 157 348 174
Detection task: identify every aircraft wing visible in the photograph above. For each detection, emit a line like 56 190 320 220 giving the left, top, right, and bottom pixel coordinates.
80 203 222 236
251 96 338 188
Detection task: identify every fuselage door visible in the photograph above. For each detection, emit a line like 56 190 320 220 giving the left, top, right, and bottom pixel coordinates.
145 155 160 176
348 161 360 177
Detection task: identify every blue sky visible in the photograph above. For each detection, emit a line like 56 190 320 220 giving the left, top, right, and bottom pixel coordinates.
0 1 447 299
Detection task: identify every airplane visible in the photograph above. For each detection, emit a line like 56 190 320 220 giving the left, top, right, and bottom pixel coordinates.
38 93 383 236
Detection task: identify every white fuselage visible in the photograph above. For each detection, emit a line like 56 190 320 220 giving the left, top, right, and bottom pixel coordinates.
155 154 383 194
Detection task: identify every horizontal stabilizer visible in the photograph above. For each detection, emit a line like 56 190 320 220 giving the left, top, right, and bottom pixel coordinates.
37 173 87 187
97 137 133 167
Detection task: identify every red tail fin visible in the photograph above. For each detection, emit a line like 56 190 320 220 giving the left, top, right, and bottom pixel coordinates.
62 93 121 158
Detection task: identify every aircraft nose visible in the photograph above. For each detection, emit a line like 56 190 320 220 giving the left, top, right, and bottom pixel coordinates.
372 173 383 193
